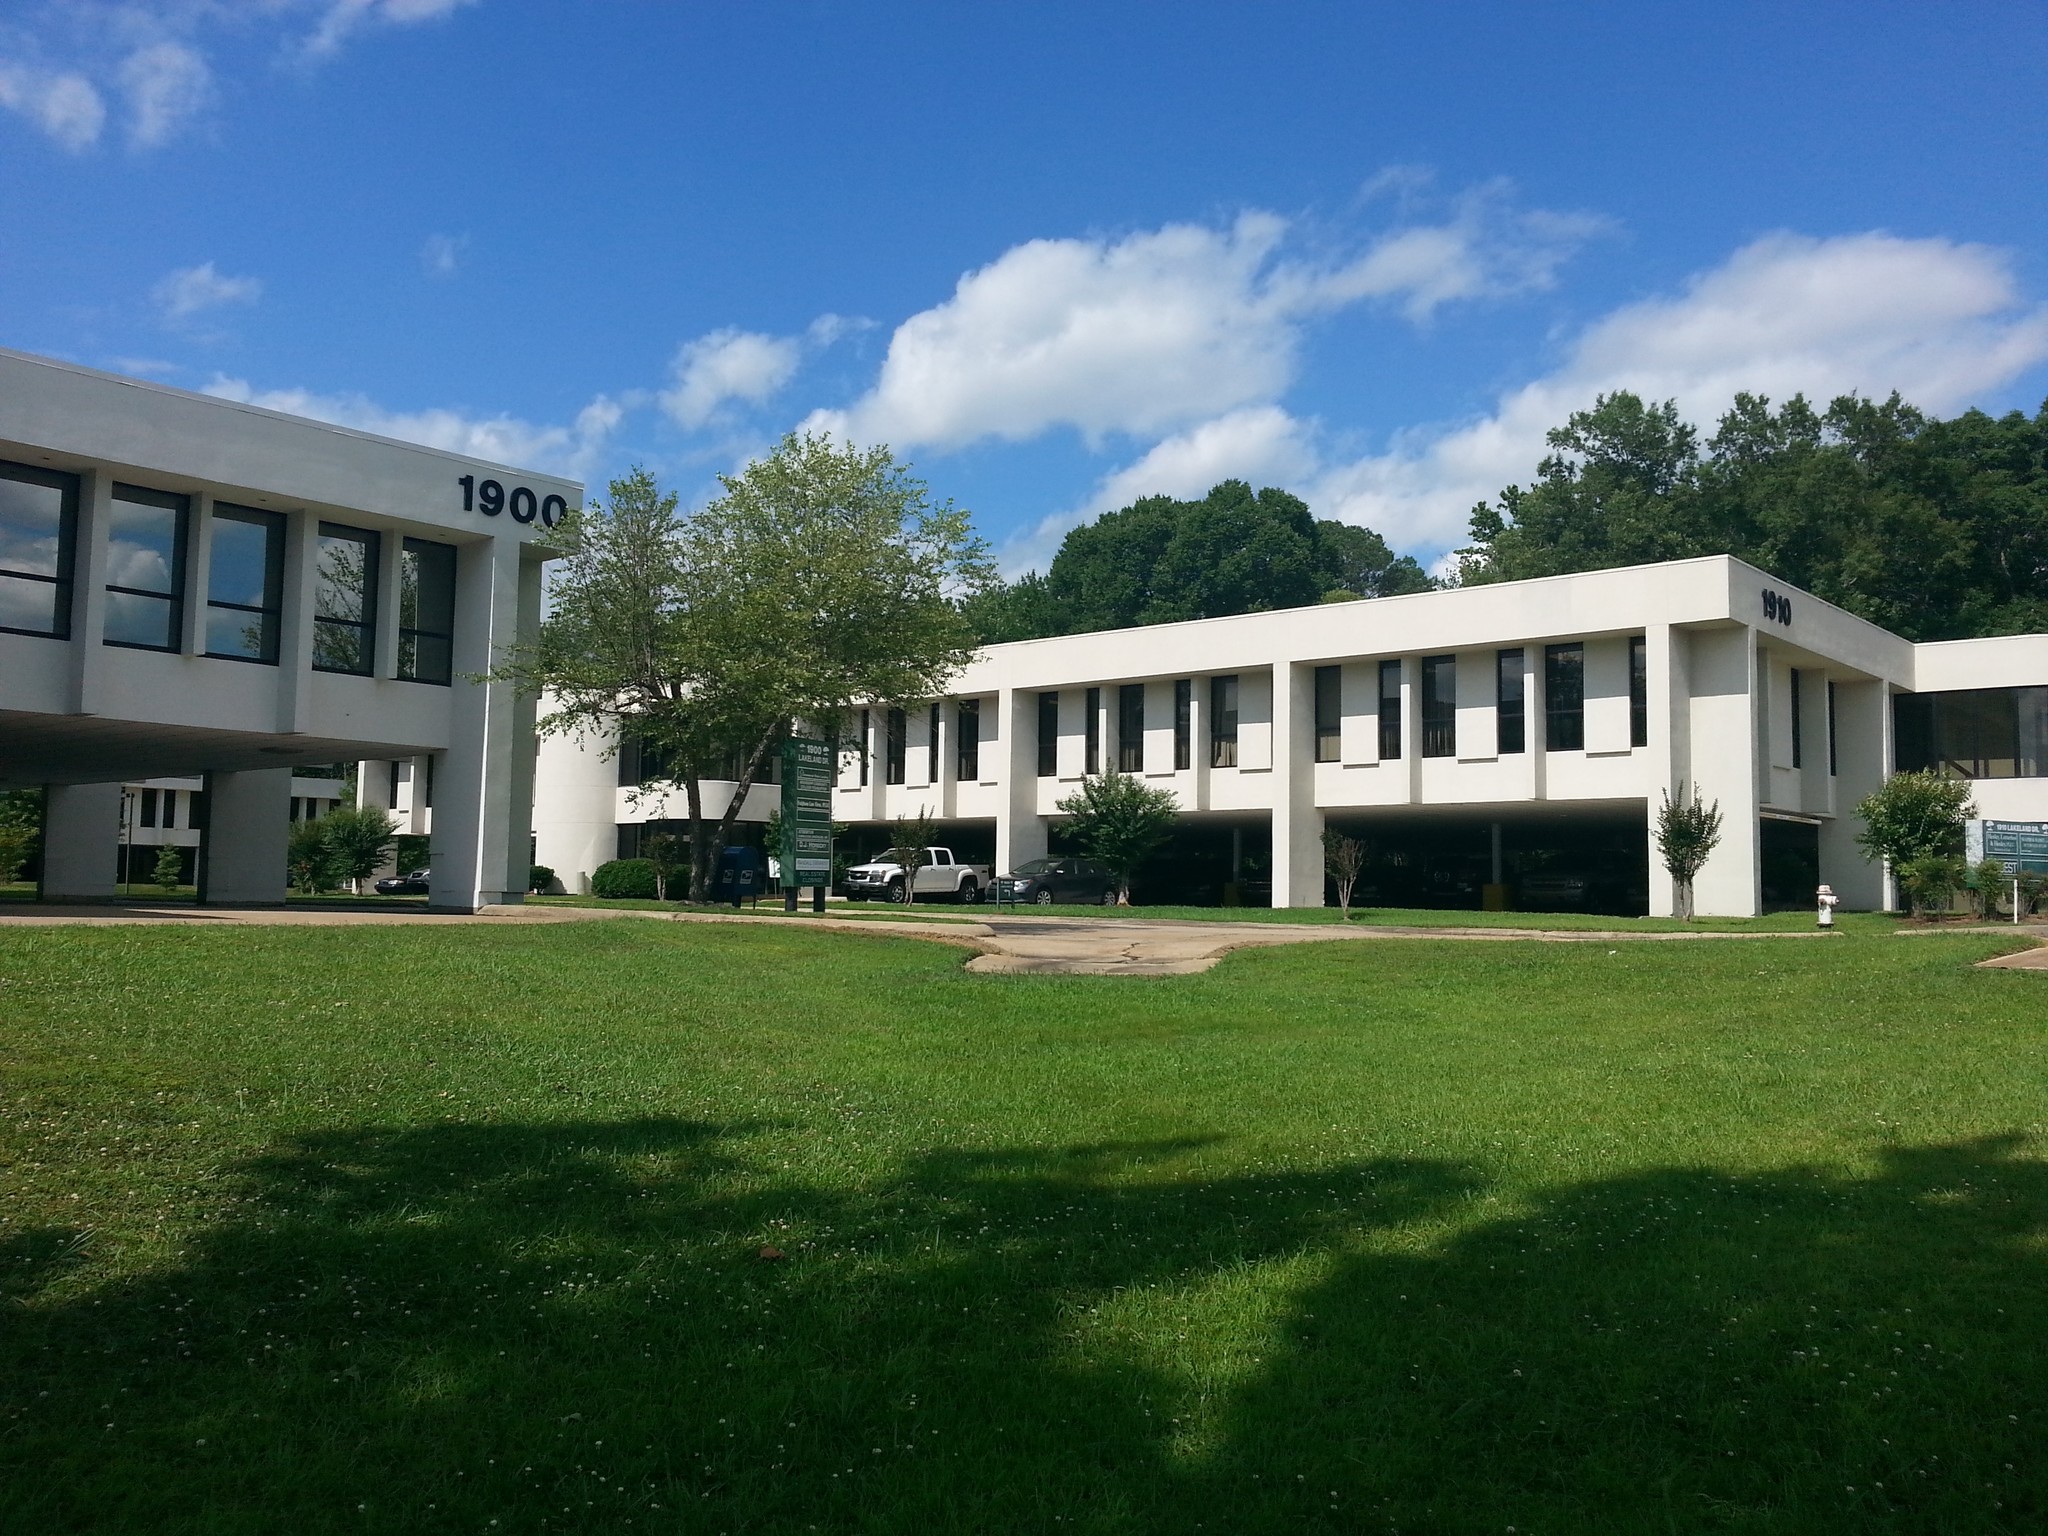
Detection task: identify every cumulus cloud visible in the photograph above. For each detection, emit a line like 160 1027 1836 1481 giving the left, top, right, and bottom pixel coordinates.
807 192 1604 455
202 375 623 480
0 59 105 150
119 41 209 147
1305 231 2048 555
661 328 804 431
153 261 261 321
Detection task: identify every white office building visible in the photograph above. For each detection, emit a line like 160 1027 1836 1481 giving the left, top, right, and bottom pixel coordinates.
533 556 2047 916
0 348 576 910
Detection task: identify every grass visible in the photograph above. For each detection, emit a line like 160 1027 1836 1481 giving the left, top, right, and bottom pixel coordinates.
2 919 2045 1533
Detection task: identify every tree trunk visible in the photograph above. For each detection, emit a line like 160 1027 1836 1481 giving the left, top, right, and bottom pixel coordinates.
712 728 781 891
685 775 708 904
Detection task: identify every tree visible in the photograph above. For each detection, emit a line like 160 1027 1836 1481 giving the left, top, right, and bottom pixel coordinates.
152 843 183 894
1854 769 1975 875
319 805 397 894
1314 521 1436 602
505 439 992 902
1322 828 1368 921
1053 770 1180 904
885 806 939 906
0 788 40 886
642 831 685 902
1655 784 1724 921
287 819 335 894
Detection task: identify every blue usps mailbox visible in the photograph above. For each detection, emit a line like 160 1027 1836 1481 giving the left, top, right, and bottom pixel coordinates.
714 845 766 907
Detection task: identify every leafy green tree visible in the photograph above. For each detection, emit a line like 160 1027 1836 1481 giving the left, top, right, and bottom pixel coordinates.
1314 521 1435 601
318 805 398 894
1854 769 1975 868
1460 388 2048 642
1322 828 1368 920
885 807 939 906
1898 853 1967 919
506 440 992 901
642 832 686 902
287 819 336 894
1967 856 2012 920
0 788 40 885
1654 784 1724 921
152 843 184 894
1053 770 1180 904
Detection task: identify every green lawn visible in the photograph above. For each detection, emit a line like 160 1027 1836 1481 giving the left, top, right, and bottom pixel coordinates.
3 920 2044 1533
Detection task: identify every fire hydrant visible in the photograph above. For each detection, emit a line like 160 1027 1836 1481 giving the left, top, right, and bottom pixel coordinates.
1816 884 1839 929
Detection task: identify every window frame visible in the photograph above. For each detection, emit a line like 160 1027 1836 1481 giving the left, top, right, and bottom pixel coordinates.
1496 648 1526 755
1788 666 1803 769
1085 686 1102 775
1421 655 1456 759
1118 683 1145 773
102 483 189 653
927 702 941 784
1544 642 1585 752
1173 678 1192 771
1629 635 1649 749
956 697 980 782
1209 675 1239 769
885 706 907 785
1313 665 1341 763
0 459 80 641
312 521 380 677
1037 692 1059 778
1377 659 1403 761
204 503 286 665
397 536 456 685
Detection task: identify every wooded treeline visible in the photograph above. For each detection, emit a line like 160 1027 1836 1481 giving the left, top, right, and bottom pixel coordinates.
969 392 2048 645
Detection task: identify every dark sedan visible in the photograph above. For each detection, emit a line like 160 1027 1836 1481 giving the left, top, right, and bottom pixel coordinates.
994 856 1117 906
372 869 431 896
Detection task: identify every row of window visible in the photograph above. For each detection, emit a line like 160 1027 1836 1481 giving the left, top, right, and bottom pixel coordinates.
0 460 457 682
1020 641 1648 778
851 700 983 787
1895 686 2047 779
129 786 200 830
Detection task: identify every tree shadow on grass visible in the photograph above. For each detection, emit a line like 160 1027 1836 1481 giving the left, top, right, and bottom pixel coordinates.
5 1121 2045 1534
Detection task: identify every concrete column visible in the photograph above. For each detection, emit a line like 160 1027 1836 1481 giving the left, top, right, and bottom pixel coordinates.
196 768 290 906
181 493 213 656
1820 677 1888 910
68 470 114 715
275 510 318 734
374 528 404 680
1645 624 1685 918
1269 661 1325 908
1686 625 1762 916
995 686 1045 874
498 551 543 899
39 782 121 901
430 537 526 911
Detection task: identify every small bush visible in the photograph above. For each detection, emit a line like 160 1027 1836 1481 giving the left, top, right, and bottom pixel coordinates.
1898 853 1966 918
591 858 660 900
529 864 556 894
2021 871 2048 918
1967 858 2011 920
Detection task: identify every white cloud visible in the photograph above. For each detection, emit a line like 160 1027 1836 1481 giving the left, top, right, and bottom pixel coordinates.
305 0 479 58
661 328 803 431
119 41 209 147
1307 231 2048 555
0 59 105 150
808 192 1603 454
202 375 623 480
420 232 466 276
153 260 262 321
998 405 1320 578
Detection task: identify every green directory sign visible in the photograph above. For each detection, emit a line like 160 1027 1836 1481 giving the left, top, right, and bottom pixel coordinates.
780 737 835 888
1967 819 2048 875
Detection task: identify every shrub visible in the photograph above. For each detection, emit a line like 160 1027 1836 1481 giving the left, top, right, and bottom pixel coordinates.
287 819 337 894
2020 871 2048 918
591 858 661 900
1898 853 1966 918
152 843 184 893
1967 857 2012 920
529 864 556 894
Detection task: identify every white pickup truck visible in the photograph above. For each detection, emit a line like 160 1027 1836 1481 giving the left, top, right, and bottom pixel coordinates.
842 846 992 904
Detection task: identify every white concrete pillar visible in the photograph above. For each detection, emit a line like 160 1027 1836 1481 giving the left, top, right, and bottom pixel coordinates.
40 782 121 901
1819 678 1888 910
1645 624 1684 918
498 552 543 898
181 493 214 656
1686 625 1762 916
430 537 527 911
196 768 290 906
275 510 317 734
1269 661 1325 908
995 687 1046 875
68 470 113 715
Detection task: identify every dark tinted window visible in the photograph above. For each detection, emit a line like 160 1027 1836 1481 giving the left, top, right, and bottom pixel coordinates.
1314 665 1340 762
956 698 980 781
1497 648 1525 754
398 537 456 684
206 505 284 663
1085 687 1101 775
1037 692 1059 777
0 460 77 638
1545 643 1585 751
1173 678 1192 770
104 485 187 650
313 523 378 675
1210 675 1238 767
1118 683 1144 772
1629 635 1648 748
1894 688 2048 779
1378 660 1402 760
1421 655 1456 758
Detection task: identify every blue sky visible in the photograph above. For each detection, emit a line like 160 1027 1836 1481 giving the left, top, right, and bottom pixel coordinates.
4 1 2047 575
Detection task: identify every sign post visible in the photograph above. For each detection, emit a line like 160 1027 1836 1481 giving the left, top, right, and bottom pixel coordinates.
1965 819 2048 924
780 737 835 913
